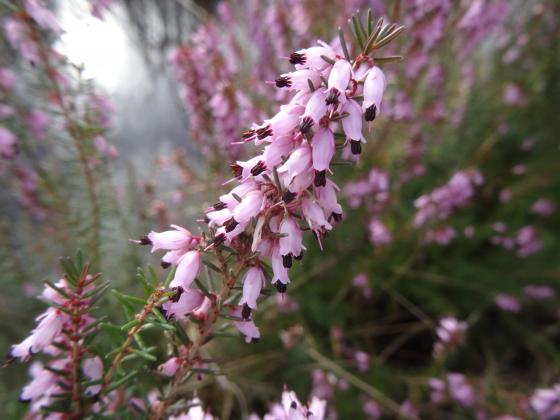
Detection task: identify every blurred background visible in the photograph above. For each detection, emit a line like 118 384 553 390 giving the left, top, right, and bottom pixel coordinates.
0 0 559 418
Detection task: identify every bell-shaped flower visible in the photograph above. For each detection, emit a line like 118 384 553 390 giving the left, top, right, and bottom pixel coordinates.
219 180 257 209
10 308 64 361
341 100 364 141
311 127 335 186
163 287 204 320
147 225 196 253
263 135 294 168
275 69 321 92
315 179 343 220
299 89 327 133
279 217 303 264
232 190 265 224
239 267 265 310
83 357 103 396
169 251 201 290
284 168 314 194
290 42 336 71
362 66 386 121
278 143 312 185
301 196 332 234
326 59 352 105
19 361 58 403
231 306 261 343
271 245 290 285
158 357 182 376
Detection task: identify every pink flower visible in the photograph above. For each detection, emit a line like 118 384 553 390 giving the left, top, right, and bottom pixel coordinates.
433 317 467 357
240 267 265 311
531 198 556 217
158 357 182 376
169 251 202 290
10 308 64 361
362 66 386 121
354 351 369 373
26 110 50 140
0 126 17 158
311 127 335 185
279 217 303 266
523 285 555 301
494 294 521 313
275 69 321 92
368 219 392 246
0 68 17 91
232 190 265 224
25 0 63 34
93 135 119 159
163 287 204 320
301 196 332 237
326 59 352 105
147 225 197 253
530 384 560 419
20 361 59 405
4 17 39 63
299 90 327 134
516 226 542 257
231 306 260 343
83 357 103 396
290 43 335 71
278 143 312 185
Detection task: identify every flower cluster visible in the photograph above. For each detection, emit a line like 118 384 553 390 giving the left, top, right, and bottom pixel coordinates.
433 317 467 358
9 271 103 416
414 169 483 245
429 373 475 408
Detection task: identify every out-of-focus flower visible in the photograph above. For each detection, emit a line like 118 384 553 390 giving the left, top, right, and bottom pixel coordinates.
523 285 555 301
0 126 18 158
531 199 556 217
516 226 542 258
530 384 560 420
494 294 521 313
433 317 467 357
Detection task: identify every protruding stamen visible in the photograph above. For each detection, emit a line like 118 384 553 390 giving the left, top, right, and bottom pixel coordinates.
350 140 362 155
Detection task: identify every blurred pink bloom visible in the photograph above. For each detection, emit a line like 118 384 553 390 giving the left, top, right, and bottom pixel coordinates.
354 351 370 373
83 357 103 396
523 285 555 301
362 398 381 419
511 164 527 175
503 83 527 106
516 226 542 258
531 198 556 217
26 110 50 140
0 68 17 91
158 357 182 376
0 126 18 158
530 384 560 419
368 219 392 246
494 294 521 313
24 0 63 34
352 273 372 299
499 188 512 203
93 135 119 159
433 317 467 357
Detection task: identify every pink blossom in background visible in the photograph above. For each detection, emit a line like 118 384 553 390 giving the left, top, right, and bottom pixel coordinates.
523 285 555 301
494 294 521 313
88 0 113 19
430 373 475 408
531 198 556 217
530 384 560 420
368 219 392 246
516 226 542 258
511 164 527 175
263 388 326 420
503 83 527 106
354 351 370 373
433 317 467 357
93 135 119 159
499 188 512 203
423 226 456 245
0 68 17 91
352 273 372 299
361 397 381 419
0 126 18 158
26 110 50 140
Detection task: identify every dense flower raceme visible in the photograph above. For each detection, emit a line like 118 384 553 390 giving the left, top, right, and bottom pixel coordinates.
8 274 103 415
413 169 483 245
143 37 391 333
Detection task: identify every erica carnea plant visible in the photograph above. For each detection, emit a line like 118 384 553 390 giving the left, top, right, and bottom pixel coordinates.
5 9 406 419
